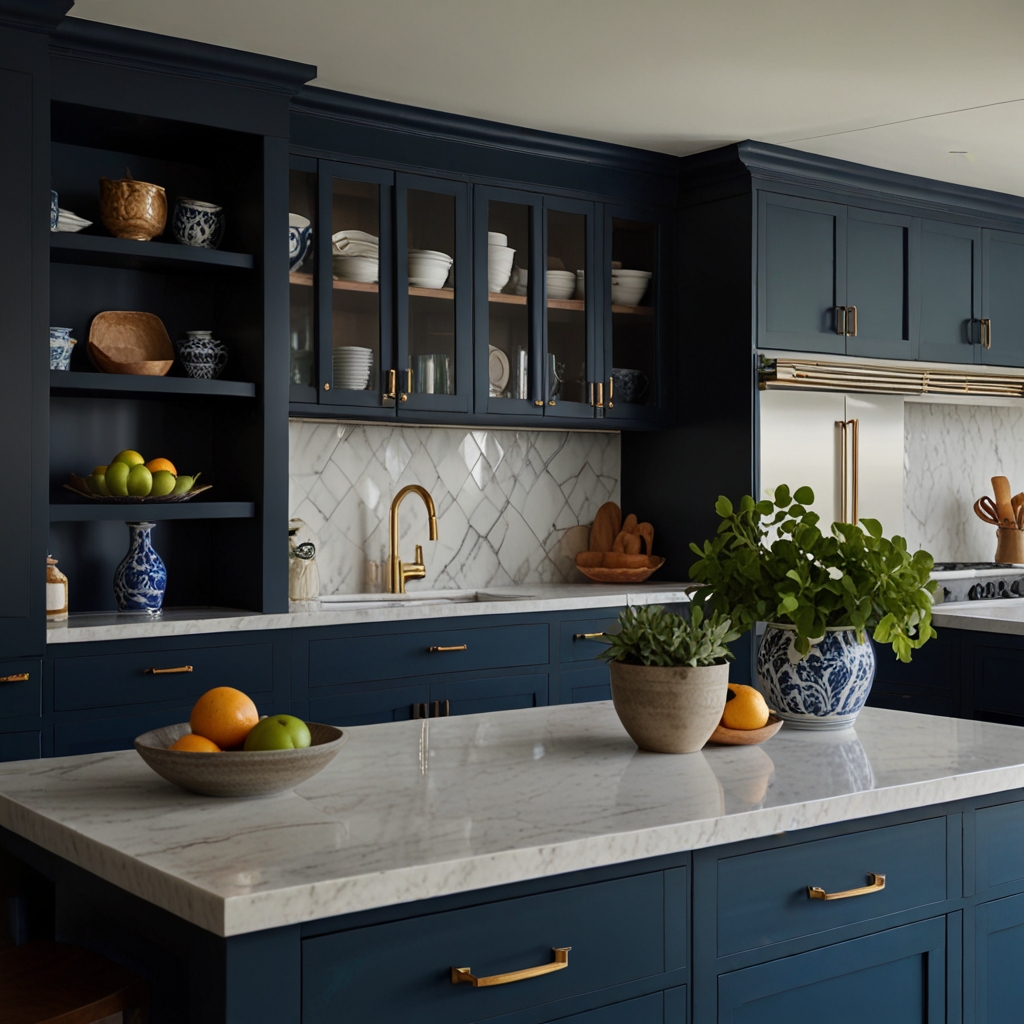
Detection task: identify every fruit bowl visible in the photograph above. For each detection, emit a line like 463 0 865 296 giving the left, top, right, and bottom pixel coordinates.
134 721 347 797
706 715 783 746
63 475 212 503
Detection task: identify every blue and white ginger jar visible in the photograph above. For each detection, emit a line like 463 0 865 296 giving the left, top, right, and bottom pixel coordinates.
172 197 225 249
289 213 312 271
757 624 876 730
113 521 167 614
176 331 228 380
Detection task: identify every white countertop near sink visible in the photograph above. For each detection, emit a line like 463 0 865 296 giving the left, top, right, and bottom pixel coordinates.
932 598 1024 635
3 703 1024 936
44 583 693 644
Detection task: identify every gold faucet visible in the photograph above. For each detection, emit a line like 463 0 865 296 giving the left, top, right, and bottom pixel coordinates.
387 484 438 593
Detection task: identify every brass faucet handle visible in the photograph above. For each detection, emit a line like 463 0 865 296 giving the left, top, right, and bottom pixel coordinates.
400 558 427 588
415 544 424 564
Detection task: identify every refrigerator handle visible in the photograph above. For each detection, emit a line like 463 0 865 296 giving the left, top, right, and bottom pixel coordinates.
835 418 861 525
849 418 860 525
836 420 848 523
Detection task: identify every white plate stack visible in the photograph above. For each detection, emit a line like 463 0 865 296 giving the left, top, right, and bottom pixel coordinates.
332 230 379 283
487 232 516 293
332 346 373 390
56 208 93 233
408 249 453 289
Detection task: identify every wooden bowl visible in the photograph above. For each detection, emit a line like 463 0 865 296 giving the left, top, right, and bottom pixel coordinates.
88 311 174 376
576 557 665 584
134 722 347 797
706 715 783 746
99 174 166 240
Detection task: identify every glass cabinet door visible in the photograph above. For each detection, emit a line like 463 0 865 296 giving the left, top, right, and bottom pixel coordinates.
603 206 665 423
288 160 317 404
319 161 394 412
474 186 543 416
544 197 598 419
396 173 472 414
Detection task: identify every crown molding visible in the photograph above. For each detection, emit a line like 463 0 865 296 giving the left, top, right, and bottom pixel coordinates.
0 0 72 33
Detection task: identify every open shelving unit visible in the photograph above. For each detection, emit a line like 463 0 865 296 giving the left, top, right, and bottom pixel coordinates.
50 370 256 399
50 233 255 273
49 501 256 522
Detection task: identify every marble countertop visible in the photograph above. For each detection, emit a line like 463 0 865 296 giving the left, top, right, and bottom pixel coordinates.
933 598 1024 635
45 584 693 645
3 703 1024 937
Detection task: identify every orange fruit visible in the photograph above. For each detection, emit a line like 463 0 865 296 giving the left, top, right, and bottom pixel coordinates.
721 684 770 731
169 733 221 752
189 687 259 749
145 457 177 476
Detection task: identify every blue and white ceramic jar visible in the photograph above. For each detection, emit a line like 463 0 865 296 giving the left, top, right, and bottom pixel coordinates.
113 522 167 614
176 331 228 379
50 190 59 231
172 198 225 249
756 624 876 730
289 213 312 271
49 326 75 371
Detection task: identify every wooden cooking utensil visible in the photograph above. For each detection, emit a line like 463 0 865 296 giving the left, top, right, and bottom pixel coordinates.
589 502 621 553
993 476 1015 525
1012 492 1024 521
975 496 1000 527
995 528 1024 564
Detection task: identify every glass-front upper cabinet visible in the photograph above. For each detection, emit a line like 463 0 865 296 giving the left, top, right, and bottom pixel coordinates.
288 160 317 398
474 186 543 416
544 197 599 419
396 173 472 414
602 205 667 424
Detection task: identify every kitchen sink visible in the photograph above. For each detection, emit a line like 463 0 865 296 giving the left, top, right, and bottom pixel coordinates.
317 590 484 610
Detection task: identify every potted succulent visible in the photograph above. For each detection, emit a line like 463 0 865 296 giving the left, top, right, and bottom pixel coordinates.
600 604 740 753
688 485 936 730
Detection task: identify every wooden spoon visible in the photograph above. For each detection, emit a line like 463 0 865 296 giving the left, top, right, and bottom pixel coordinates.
975 497 1001 527
993 476 1015 525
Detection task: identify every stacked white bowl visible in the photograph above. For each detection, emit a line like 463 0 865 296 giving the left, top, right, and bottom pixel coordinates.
487 232 516 293
408 249 453 289
332 346 373 390
611 268 652 306
333 230 379 283
547 269 577 300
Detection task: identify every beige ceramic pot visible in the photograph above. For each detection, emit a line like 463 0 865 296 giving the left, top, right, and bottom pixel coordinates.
610 661 730 754
99 172 167 241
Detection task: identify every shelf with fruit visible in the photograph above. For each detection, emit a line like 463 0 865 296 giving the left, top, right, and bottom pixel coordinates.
64 450 208 503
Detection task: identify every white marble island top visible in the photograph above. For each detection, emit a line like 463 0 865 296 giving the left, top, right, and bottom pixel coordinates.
45 583 693 644
3 704 1024 937
933 598 1024 635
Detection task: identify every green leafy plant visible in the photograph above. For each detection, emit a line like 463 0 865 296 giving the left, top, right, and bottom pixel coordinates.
600 604 741 668
688 485 936 662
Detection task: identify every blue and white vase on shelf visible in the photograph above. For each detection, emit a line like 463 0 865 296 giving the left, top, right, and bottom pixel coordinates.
113 521 167 614
50 190 59 231
172 197 225 249
756 624 876 730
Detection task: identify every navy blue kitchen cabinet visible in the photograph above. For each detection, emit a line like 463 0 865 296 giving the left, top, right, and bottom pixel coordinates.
0 659 42 762
980 228 1024 368
918 220 981 364
973 893 1024 1023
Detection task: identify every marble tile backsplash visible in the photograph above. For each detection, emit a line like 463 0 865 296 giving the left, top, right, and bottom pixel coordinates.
289 422 620 594
904 402 1024 562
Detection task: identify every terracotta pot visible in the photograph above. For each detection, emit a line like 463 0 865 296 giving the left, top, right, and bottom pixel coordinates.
99 172 166 241
609 661 730 753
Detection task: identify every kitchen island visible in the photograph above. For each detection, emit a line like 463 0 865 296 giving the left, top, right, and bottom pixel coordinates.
3 703 1024 1023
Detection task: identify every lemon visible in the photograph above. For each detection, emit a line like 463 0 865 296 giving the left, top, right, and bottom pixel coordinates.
721 684 770 731
126 464 153 497
150 469 176 497
105 461 130 496
111 450 144 468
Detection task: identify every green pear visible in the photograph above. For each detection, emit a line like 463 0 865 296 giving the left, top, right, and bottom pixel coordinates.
105 461 130 497
126 464 153 497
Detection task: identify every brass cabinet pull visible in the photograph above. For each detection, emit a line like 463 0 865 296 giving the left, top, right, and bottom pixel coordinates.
981 318 992 349
412 702 428 719
452 947 570 987
323 382 331 391
808 872 885 901
534 399 544 407
144 665 194 675
429 644 467 653
400 367 412 401
607 375 614 409
573 632 605 641
835 306 847 336
383 368 397 400
595 382 604 409
588 381 595 406
846 305 857 337
548 399 556 406
431 699 450 717
0 673 29 683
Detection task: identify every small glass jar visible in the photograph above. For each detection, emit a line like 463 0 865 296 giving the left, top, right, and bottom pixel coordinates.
46 556 68 622
288 519 320 603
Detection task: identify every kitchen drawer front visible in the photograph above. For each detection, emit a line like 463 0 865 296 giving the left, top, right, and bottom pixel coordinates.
54 705 194 756
53 643 275 712
562 663 611 704
309 684 432 727
0 730 40 762
550 990 669 1023
717 816 947 956
308 623 549 689
0 659 40 719
446 673 548 716
974 799 1024 892
559 617 617 663
302 872 666 1024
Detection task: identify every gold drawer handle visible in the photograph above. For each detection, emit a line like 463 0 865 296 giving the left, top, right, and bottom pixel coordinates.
0 673 29 683
808 872 885 901
429 645 467 653
573 632 604 641
452 947 570 987
144 665 194 675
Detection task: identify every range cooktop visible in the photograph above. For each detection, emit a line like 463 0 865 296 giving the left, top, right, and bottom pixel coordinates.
931 562 1024 603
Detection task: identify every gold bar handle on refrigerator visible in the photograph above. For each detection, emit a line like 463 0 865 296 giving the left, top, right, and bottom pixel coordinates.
846 305 858 337
836 419 848 523
452 948 571 987
849 417 860 525
808 873 885 901
607 376 614 409
835 306 847 336
145 666 194 675
981 318 992 349
383 368 397 401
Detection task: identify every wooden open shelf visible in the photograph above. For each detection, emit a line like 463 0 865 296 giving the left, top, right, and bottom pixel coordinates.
51 234 255 273
49 501 256 522
50 370 256 399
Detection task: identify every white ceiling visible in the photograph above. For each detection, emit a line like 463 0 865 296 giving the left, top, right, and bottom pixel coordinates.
70 0 1024 196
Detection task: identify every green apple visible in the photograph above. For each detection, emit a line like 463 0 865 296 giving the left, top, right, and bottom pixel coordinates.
104 460 130 496
172 473 195 495
126 464 153 497
243 715 311 751
86 466 111 496
149 469 176 497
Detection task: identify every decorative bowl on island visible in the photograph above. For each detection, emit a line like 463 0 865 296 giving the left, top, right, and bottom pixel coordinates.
135 721 347 797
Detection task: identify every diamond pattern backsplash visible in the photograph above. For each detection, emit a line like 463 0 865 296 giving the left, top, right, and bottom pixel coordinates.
289 422 621 594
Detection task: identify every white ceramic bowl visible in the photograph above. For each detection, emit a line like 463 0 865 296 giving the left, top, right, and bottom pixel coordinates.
332 229 378 245
611 274 651 306
409 251 453 289
613 268 653 279
547 269 577 300
488 267 513 293
333 254 379 283
488 232 508 246
409 248 452 261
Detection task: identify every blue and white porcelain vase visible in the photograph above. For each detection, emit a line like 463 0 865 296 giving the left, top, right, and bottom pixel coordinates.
756 624 876 730
288 213 312 271
50 190 59 231
172 197 225 249
176 331 228 379
113 521 167 614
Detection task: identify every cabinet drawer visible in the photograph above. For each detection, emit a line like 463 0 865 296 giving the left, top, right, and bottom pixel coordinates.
559 618 617 663
446 674 547 716
562 664 611 704
975 799 1024 892
717 817 947 956
53 643 275 712
552 991 667 1023
310 685 431 727
0 730 40 762
0 659 40 719
302 872 666 1024
53 705 195 756
308 623 549 689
